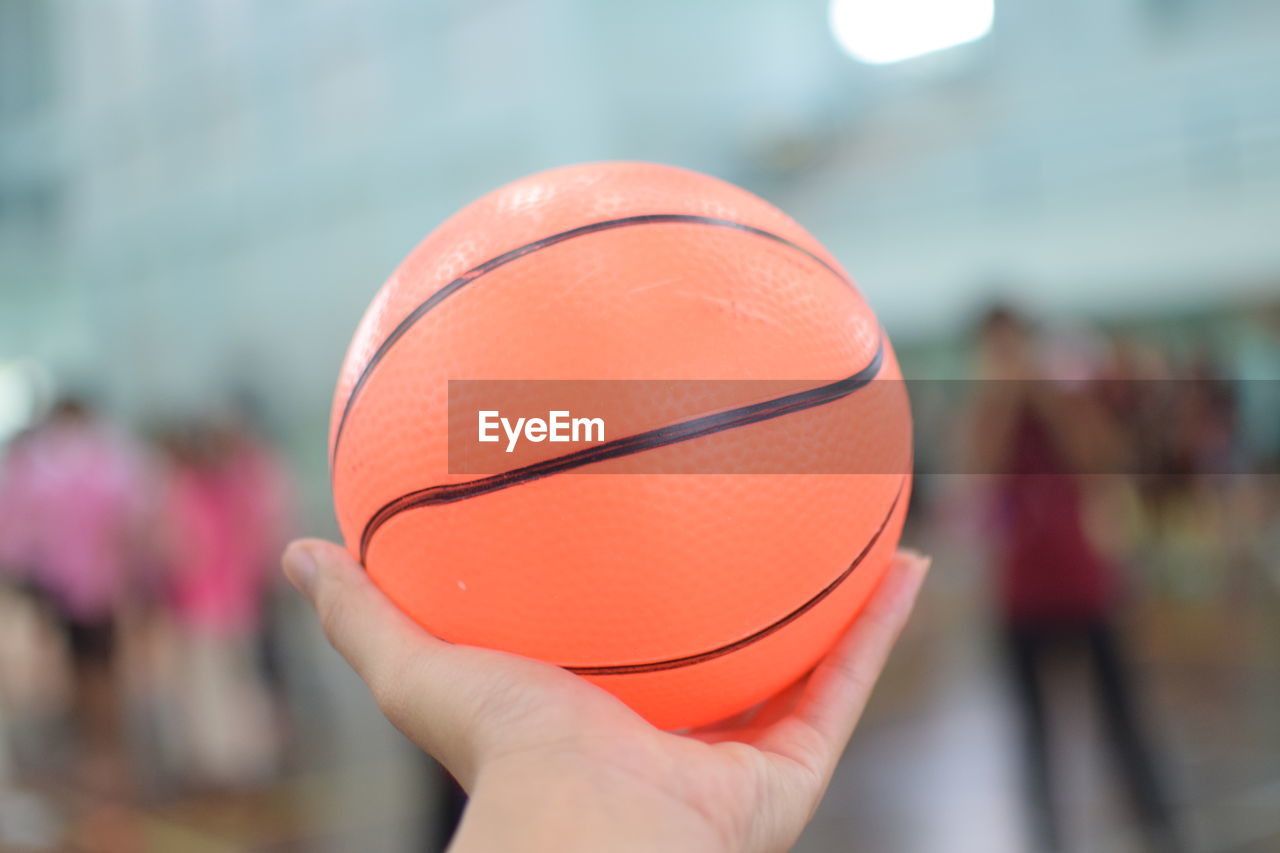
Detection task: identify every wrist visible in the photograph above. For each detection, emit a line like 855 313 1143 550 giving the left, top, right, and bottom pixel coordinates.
448 753 733 853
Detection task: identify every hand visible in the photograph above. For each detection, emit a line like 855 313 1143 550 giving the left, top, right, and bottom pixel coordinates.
283 540 929 853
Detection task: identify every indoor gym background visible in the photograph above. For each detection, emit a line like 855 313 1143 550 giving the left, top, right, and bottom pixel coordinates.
0 1 1278 851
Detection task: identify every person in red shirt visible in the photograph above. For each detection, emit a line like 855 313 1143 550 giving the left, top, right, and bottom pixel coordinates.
970 306 1179 853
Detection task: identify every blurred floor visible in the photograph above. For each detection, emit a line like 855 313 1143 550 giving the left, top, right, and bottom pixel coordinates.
3 495 1278 853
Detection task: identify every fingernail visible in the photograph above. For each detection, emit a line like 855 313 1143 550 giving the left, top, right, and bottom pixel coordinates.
283 542 319 601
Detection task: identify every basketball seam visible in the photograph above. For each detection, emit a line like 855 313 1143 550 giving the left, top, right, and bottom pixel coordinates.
357 336 887 562
565 475 906 675
330 214 853 470
363 476 907 676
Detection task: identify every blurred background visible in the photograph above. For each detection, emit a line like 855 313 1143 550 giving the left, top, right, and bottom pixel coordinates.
1 0 1277 850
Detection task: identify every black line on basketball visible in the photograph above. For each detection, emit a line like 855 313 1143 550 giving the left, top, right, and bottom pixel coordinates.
567 475 905 675
331 214 853 468
357 338 885 562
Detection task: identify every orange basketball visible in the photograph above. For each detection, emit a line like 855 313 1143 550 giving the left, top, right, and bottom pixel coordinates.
329 162 912 730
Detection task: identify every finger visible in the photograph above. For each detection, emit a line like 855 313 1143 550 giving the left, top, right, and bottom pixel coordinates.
283 538 437 683
757 550 930 776
282 539 525 777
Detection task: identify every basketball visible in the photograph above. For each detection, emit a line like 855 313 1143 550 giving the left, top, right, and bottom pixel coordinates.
329 161 912 730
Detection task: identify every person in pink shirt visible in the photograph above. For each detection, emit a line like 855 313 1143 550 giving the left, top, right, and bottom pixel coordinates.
157 417 291 785
0 397 148 755
10 399 146 658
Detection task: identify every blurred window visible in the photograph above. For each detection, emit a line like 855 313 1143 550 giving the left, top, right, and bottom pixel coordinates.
0 182 62 253
0 0 55 119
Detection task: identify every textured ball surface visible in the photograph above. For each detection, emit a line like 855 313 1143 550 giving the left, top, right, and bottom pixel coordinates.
330 162 911 730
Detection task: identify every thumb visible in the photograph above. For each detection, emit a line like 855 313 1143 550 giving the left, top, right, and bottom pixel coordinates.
282 538 430 698
280 537 325 601
282 539 507 780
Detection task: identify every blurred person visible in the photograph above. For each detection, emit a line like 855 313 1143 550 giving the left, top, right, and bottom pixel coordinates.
1228 303 1280 590
1094 335 1238 591
1092 335 1176 581
1230 302 1280 471
0 396 148 782
1095 335 1170 478
152 417 290 788
1177 347 1239 477
214 410 299 762
968 306 1180 852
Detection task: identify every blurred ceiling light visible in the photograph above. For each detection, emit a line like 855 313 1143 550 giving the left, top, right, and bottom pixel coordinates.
829 0 994 65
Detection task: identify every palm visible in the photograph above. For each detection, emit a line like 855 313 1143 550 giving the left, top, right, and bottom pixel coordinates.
425 643 828 849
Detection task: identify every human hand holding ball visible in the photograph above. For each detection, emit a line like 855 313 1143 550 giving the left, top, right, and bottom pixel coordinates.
284 539 927 852
287 162 925 850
